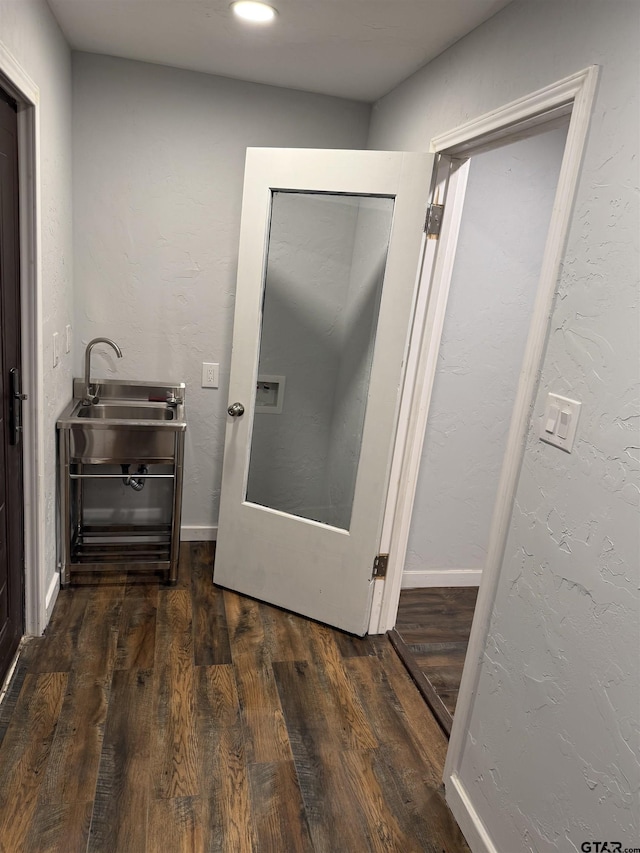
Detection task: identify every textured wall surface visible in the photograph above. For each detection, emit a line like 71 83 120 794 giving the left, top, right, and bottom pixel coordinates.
370 0 639 849
72 53 370 534
404 126 567 578
0 0 74 607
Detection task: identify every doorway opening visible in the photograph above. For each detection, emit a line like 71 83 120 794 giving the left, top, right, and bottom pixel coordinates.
390 119 570 735
367 65 598 849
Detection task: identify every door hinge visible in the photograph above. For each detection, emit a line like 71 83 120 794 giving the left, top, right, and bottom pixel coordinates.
372 554 389 579
424 203 444 238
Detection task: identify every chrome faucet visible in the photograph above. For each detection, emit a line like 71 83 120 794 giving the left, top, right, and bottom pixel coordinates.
83 337 123 404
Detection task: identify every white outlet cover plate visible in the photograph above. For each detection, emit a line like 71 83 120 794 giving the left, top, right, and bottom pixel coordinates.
539 392 582 453
202 362 219 388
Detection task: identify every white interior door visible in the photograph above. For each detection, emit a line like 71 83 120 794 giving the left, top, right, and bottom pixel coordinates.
215 148 432 635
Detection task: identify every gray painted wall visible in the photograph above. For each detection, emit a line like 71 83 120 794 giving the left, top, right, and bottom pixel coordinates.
72 53 370 536
0 0 74 606
404 125 568 581
370 0 639 849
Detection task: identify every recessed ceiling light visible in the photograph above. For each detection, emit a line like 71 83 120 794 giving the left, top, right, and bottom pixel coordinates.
231 1 277 23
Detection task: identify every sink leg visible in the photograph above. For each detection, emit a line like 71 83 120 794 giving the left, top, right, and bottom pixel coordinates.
169 432 185 584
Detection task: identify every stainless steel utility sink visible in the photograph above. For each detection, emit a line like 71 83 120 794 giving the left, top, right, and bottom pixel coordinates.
56 378 187 587
76 403 176 421
57 379 187 464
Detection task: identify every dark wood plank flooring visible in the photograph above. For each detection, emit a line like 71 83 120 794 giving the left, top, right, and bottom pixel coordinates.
0 543 469 852
391 587 478 737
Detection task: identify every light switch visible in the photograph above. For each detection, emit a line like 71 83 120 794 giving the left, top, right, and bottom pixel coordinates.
539 393 582 453
557 409 570 440
545 405 559 433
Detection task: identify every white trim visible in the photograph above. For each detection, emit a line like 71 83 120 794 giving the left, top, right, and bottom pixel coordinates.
442 65 599 810
377 232 429 553
430 67 596 154
181 525 218 542
377 154 449 563
445 773 498 853
0 44 40 107
0 43 46 636
377 66 599 644
44 571 60 623
374 157 469 633
367 577 385 634
401 569 481 589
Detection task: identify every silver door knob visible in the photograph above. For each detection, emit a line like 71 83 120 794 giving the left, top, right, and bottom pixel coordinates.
227 402 245 417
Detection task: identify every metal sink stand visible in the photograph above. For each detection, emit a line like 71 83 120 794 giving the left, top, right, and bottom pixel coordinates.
57 380 186 586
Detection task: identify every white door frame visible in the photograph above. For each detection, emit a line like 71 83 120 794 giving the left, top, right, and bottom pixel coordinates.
367 151 470 630
370 63 599 849
0 43 47 636
442 66 599 853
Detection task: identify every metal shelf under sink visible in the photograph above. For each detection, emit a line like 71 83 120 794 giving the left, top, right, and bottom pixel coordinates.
57 379 186 586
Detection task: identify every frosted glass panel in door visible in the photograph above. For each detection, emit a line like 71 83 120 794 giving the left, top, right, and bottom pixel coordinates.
246 191 395 530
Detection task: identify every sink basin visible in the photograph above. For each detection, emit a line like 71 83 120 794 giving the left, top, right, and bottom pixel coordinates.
57 379 186 463
77 403 175 421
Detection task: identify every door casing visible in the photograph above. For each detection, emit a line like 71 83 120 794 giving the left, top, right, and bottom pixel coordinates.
0 90 25 682
369 65 599 852
0 41 48 641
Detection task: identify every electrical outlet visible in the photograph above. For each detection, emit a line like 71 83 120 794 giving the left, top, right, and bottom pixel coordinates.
52 332 60 367
202 362 219 388
65 324 72 354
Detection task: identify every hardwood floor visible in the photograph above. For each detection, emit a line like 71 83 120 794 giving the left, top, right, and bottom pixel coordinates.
391 587 479 737
0 543 469 852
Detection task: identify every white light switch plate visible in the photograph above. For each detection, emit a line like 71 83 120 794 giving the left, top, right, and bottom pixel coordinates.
52 332 60 367
539 393 581 453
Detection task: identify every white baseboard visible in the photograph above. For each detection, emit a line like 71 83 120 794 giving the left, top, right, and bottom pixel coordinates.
181 525 218 542
445 772 497 853
44 571 60 625
401 568 482 588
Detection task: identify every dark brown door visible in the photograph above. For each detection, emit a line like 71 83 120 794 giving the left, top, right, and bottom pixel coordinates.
0 89 25 684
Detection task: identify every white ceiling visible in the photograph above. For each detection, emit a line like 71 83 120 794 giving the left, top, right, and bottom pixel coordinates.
47 0 513 102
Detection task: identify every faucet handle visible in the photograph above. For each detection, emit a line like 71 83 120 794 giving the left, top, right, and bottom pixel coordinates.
148 392 182 407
